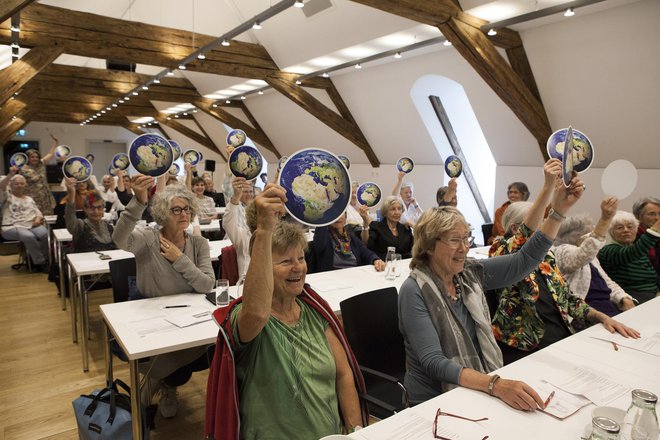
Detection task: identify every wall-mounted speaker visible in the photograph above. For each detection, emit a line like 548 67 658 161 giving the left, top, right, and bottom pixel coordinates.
205 160 216 172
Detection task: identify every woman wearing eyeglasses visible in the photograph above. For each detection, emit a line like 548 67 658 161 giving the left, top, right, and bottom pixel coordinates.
63 177 116 253
113 175 215 419
399 159 586 411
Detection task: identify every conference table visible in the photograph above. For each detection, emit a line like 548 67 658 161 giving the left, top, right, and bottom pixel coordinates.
349 297 660 440
52 228 73 311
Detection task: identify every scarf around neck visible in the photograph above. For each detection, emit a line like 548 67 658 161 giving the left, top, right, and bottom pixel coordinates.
410 263 502 392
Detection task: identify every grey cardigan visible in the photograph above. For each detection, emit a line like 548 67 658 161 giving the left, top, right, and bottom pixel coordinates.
112 198 215 297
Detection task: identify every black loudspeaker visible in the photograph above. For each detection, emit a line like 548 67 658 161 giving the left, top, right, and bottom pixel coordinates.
205 160 216 172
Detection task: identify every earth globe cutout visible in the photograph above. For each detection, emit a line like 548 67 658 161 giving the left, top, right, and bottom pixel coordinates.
277 156 289 173
278 148 351 227
183 149 201 166
112 153 130 171
10 152 28 168
85 153 95 163
128 134 174 177
357 182 382 208
227 129 247 148
444 155 463 178
168 140 182 161
55 145 71 161
397 157 414 173
338 155 351 170
229 145 263 181
62 156 93 182
546 128 594 173
169 163 180 175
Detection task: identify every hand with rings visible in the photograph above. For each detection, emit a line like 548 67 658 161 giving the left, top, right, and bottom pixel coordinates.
159 236 182 262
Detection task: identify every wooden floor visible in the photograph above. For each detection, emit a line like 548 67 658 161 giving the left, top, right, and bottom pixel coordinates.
0 255 208 440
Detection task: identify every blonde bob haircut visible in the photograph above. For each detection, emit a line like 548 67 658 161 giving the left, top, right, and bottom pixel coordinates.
410 206 469 270
380 196 404 220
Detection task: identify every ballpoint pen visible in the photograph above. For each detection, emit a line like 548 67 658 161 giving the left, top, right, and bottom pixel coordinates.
164 305 190 308
544 391 555 408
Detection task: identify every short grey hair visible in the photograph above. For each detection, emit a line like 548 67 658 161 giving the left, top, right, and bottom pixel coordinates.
555 213 593 246
150 184 198 226
411 206 469 270
632 197 660 220
502 201 533 234
380 195 404 219
400 181 414 192
609 210 638 235
10 174 26 183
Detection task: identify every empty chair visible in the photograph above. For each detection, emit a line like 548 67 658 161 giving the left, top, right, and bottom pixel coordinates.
340 287 408 420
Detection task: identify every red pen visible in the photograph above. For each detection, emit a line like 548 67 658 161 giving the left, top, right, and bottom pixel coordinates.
611 341 619 351
544 391 555 408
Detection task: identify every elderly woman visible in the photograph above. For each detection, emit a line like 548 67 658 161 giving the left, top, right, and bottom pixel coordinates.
488 181 529 244
392 172 423 226
632 197 660 275
113 175 215 419
19 141 58 215
190 176 217 222
205 184 368 439
313 211 385 273
60 179 97 209
436 177 458 207
491 162 639 365
63 177 115 253
553 197 635 316
364 196 413 260
598 210 660 304
222 176 257 282
0 168 49 270
398 159 588 409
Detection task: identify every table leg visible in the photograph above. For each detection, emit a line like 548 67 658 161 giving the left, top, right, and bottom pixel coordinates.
79 274 89 372
58 241 66 311
69 264 78 343
103 321 113 388
129 360 143 440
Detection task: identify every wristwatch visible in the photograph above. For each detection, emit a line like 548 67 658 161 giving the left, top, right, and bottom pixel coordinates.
547 208 566 222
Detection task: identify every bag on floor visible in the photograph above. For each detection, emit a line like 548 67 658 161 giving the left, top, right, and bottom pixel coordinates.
72 379 147 440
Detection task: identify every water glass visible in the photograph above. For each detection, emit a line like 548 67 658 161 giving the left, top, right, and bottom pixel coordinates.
215 279 230 307
393 254 402 277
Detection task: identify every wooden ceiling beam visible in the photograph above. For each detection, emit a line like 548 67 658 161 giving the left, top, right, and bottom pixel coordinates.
0 87 40 125
0 0 36 24
192 97 279 157
0 43 63 105
0 3 279 79
155 116 221 157
120 122 144 136
265 72 380 167
348 0 459 25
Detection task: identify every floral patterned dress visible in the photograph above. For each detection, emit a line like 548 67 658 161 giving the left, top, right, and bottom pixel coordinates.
489 224 591 352
20 162 55 215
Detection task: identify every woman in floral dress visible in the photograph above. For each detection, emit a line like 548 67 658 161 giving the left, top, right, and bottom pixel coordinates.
20 139 58 215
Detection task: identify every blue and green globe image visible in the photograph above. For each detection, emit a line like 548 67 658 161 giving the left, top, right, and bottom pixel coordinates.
229 146 263 181
62 156 92 182
357 182 381 207
129 134 173 177
546 128 594 173
168 140 182 161
279 148 351 227
112 153 130 171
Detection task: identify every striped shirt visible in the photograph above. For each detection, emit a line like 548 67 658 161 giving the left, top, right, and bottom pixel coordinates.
598 232 659 296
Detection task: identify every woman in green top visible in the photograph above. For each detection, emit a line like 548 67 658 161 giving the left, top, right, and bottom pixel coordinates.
598 210 660 303
230 183 365 440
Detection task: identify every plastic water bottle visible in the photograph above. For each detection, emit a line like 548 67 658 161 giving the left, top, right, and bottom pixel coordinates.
384 247 396 280
588 417 620 440
622 389 659 440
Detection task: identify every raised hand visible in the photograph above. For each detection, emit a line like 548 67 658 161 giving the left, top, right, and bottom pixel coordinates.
64 177 77 193
600 196 618 220
254 183 287 233
131 175 154 205
551 173 585 215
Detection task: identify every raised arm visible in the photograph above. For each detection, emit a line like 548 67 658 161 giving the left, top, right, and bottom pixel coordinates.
0 166 18 195
112 175 152 250
42 137 58 163
236 183 287 343
391 171 405 196
522 159 560 232
184 163 193 190
63 177 84 235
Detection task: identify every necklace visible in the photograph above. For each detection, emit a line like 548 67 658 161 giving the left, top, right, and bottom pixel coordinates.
450 275 462 303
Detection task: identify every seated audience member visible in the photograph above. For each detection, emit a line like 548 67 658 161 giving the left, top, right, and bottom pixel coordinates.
0 169 49 270
392 172 422 226
364 196 413 260
100 174 124 213
205 184 368 440
436 177 458 207
313 211 385 273
344 181 364 233
113 176 215 418
490 160 638 364
632 197 660 275
190 176 217 223
488 181 529 244
222 177 256 280
64 177 116 253
598 210 660 304
553 197 635 316
59 179 97 209
203 175 225 207
115 170 134 207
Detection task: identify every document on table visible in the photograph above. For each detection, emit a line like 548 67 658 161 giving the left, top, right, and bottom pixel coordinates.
164 307 212 328
545 365 630 406
530 380 591 419
589 327 660 357
127 316 176 337
352 408 488 440
309 280 353 292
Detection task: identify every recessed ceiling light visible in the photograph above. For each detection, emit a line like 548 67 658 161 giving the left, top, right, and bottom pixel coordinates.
258 90 264 95
322 72 329 78
10 25 20 32
167 71 174 76
226 100 231 104
241 95 246 100
178 64 187 70
132 91 139 96
294 0 304 7
564 7 575 16
295 80 302 85
142 86 149 90
212 103 218 108
394 52 402 59
487 28 497 36
153 79 161 84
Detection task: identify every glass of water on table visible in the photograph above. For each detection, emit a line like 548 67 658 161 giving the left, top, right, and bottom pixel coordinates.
215 279 230 307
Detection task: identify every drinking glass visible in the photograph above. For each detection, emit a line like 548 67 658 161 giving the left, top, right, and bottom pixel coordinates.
393 254 402 277
215 279 230 307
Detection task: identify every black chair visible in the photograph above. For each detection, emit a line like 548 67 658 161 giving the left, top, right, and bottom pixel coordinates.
481 223 494 246
106 258 137 382
340 287 409 420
